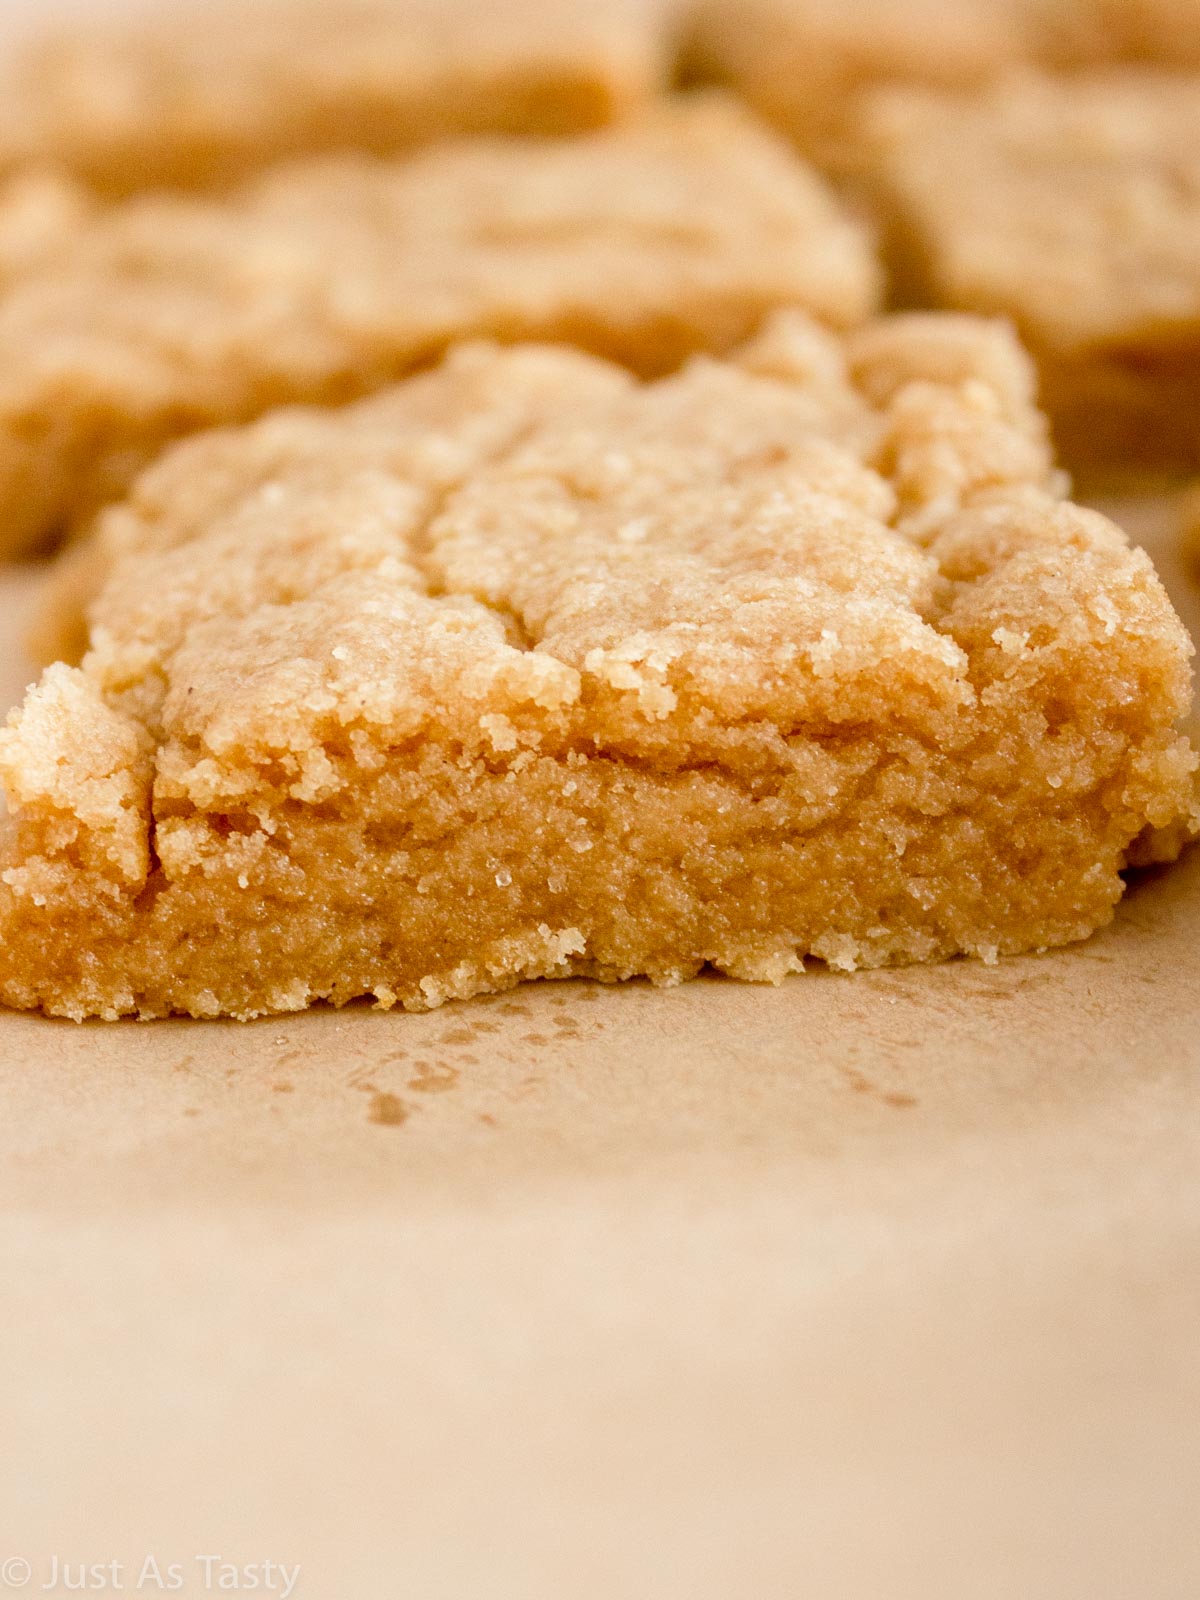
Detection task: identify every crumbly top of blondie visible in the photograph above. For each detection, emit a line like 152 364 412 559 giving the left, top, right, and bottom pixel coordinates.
38 305 1192 843
867 70 1200 352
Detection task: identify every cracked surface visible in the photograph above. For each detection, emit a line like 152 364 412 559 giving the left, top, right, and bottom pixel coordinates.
682 0 1200 173
2 310 1194 1021
0 0 666 196
864 71 1200 475
0 94 878 560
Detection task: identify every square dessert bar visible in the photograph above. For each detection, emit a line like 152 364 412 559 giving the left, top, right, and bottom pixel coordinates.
2 312 1193 1021
864 71 1200 476
0 0 667 196
0 95 879 560
683 0 1200 173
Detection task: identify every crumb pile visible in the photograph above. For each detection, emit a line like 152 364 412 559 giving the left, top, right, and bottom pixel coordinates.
1 312 1193 1020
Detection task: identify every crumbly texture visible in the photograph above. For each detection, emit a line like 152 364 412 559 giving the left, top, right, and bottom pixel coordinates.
681 0 1200 174
0 0 667 196
2 311 1194 1022
0 95 879 560
863 71 1200 478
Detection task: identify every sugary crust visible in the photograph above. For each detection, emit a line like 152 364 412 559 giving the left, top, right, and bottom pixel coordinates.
0 95 880 559
0 0 668 196
3 313 1194 1020
863 70 1200 474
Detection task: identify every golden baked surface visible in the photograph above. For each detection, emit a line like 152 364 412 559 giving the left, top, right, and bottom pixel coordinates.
0 95 878 559
864 70 1200 473
2 313 1193 1020
0 0 666 195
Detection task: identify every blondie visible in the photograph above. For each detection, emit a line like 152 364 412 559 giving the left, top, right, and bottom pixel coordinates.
864 71 1200 476
2 312 1193 1020
0 96 879 559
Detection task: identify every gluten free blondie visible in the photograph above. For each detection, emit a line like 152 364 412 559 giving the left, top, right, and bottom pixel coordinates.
2 312 1192 1020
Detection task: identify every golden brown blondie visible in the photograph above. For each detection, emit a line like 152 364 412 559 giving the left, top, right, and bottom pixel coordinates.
2 312 1193 1021
0 0 666 196
0 95 879 561
863 71 1200 477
